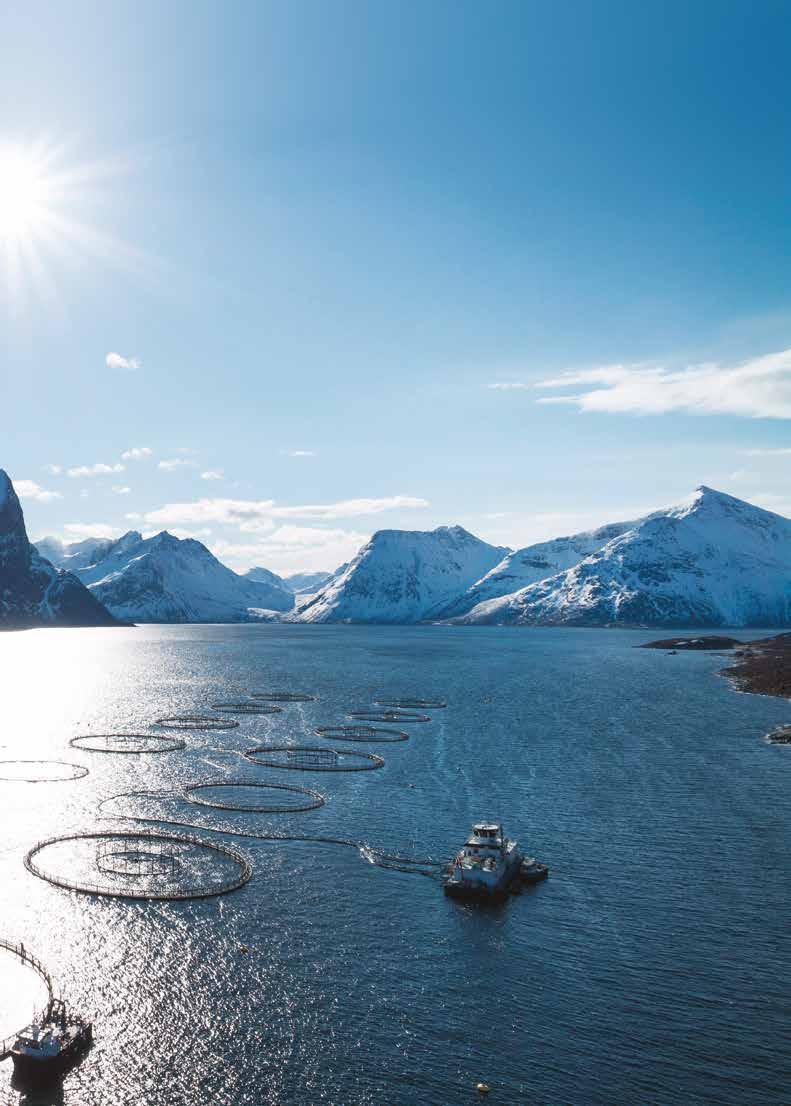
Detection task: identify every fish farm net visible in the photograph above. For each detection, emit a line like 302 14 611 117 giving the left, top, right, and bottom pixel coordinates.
374 698 447 709
244 745 385 772
314 725 408 743
0 760 89 782
70 733 187 754
348 711 431 723
210 702 283 715
25 831 252 901
154 715 240 731
249 692 316 703
184 781 325 813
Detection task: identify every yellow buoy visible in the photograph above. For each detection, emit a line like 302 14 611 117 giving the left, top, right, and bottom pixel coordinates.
476 1083 491 1095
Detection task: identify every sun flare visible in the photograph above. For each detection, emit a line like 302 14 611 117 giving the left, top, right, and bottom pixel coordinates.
0 148 52 241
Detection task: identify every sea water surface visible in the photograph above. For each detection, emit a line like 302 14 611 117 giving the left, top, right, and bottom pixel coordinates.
0 624 789 1106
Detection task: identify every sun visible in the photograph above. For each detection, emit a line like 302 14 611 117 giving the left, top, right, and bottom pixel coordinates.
0 148 52 242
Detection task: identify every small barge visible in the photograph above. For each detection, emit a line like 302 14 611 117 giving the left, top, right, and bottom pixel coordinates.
11 999 92 1086
444 822 548 901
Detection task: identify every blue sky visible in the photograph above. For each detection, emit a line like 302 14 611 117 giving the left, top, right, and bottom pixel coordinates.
3 1 791 573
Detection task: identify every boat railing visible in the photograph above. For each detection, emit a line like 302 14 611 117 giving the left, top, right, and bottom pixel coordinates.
0 937 57 1060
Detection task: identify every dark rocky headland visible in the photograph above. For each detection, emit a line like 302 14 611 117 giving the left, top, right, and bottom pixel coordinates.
643 632 791 744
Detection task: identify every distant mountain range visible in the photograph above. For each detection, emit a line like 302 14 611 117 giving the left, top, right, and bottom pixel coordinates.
4 472 788 629
0 470 117 629
39 530 296 623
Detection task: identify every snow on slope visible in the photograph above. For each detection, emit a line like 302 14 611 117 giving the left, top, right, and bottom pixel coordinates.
242 566 294 607
293 525 508 623
0 471 118 628
435 519 640 618
284 570 336 594
65 531 295 622
453 487 791 628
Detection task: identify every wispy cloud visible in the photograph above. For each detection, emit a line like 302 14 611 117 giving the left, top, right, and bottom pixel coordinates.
741 446 791 456
63 522 124 540
67 462 125 478
534 349 791 418
281 449 316 458
121 446 152 461
143 494 428 529
106 351 141 371
158 458 197 471
15 479 62 502
201 470 223 481
112 485 131 495
43 464 62 475
487 382 531 391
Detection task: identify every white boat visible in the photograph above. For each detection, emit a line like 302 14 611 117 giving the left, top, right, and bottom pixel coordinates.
11 1000 92 1086
444 822 547 900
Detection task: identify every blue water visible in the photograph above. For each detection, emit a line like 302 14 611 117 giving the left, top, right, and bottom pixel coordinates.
0 624 789 1105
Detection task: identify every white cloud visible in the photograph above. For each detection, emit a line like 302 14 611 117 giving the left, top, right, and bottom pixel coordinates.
67 462 125 478
487 382 531 391
211 527 368 574
121 446 152 461
282 449 316 458
106 351 141 371
534 348 791 418
143 494 428 529
158 458 197 471
741 446 791 456
14 479 62 502
64 522 124 540
201 470 224 481
271 496 429 520
112 485 132 495
43 464 62 475
125 512 142 521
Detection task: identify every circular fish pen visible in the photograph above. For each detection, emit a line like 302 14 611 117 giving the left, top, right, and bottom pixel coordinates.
154 715 240 731
210 702 283 715
70 733 187 754
244 745 384 772
348 711 431 724
184 781 325 813
249 692 316 703
0 760 89 783
315 725 408 743
25 831 252 901
374 698 447 709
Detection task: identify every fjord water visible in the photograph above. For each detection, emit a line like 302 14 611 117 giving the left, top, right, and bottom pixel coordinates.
0 625 789 1106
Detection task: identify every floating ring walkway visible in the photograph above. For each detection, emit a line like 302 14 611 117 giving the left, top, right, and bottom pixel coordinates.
348 711 431 724
70 733 186 754
315 725 408 743
244 745 384 772
249 692 316 703
0 760 89 782
25 831 252 901
211 702 282 715
154 715 240 731
184 781 325 813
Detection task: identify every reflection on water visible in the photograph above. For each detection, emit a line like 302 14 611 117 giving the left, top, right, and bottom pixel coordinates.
0 624 789 1104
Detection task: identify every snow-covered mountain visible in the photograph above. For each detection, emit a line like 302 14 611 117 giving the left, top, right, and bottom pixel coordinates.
49 530 296 623
242 566 294 607
435 518 640 619
284 570 337 594
452 487 791 628
293 525 508 623
0 471 117 628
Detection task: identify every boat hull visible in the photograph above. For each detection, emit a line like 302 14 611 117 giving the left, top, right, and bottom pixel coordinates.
11 1031 91 1086
444 858 548 901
